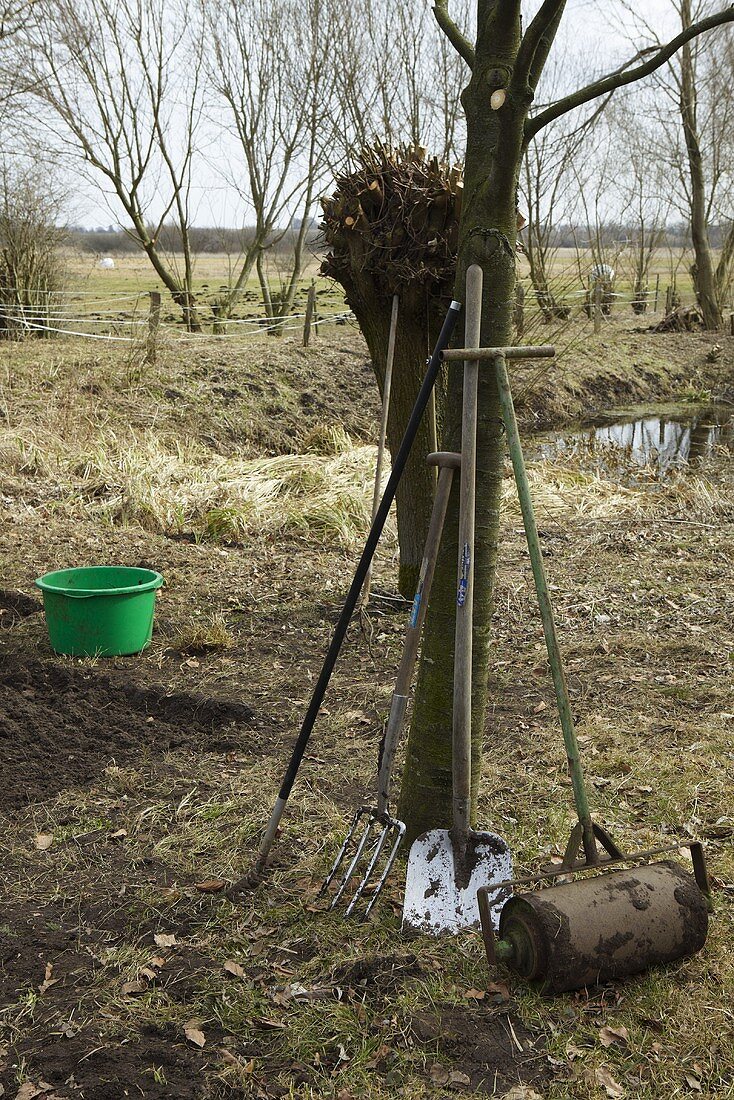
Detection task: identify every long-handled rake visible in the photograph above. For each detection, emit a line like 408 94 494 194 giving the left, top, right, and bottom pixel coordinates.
319 450 461 916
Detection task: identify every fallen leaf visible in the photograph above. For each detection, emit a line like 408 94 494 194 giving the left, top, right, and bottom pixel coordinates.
195 879 227 893
109 829 127 841
463 987 486 1000
139 967 158 981
429 1064 449 1085
486 980 511 1001
121 979 147 996
15 1084 54 1100
501 1089 544 1100
184 1023 206 1048
34 834 53 851
38 963 59 995
149 956 166 969
153 932 177 948
599 1025 629 1048
596 1066 625 1098
449 1069 471 1087
255 1017 287 1030
566 1042 586 1061
223 960 246 979
685 1075 703 1093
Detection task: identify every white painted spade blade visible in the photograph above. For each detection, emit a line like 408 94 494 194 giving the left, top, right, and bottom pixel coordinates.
402 828 512 935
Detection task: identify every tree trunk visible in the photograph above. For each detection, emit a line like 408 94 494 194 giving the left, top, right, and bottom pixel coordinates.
398 8 526 842
680 1 722 331
337 271 447 597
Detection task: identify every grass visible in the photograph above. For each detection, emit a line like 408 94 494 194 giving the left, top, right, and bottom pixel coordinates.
0 318 732 1098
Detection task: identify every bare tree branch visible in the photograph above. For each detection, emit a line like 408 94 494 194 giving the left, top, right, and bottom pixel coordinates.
526 3 734 139
513 0 567 87
432 0 474 69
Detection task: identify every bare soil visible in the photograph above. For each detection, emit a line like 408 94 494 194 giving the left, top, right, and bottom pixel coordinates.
0 323 732 1099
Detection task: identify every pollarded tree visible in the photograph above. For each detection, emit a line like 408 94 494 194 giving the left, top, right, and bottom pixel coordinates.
321 143 462 596
398 0 734 842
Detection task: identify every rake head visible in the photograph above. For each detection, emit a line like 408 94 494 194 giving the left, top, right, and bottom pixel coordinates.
319 806 406 918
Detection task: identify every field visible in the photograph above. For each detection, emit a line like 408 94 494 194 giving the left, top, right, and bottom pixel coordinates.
0 307 733 1099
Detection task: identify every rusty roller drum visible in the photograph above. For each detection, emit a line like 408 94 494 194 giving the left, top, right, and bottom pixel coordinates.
498 861 708 994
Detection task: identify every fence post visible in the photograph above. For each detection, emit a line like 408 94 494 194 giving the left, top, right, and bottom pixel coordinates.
513 282 525 339
303 281 317 347
146 291 161 365
212 303 225 336
653 273 660 313
594 281 602 334
730 312 734 337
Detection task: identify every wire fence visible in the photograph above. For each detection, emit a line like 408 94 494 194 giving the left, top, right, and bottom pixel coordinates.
0 286 356 346
0 276 729 347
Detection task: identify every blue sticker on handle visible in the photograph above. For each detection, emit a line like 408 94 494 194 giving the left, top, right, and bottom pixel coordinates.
457 542 470 606
410 585 423 628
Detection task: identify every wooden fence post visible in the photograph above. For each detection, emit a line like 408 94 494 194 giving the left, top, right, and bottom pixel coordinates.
513 282 525 339
653 273 660 313
146 291 161 365
594 281 602 334
303 281 317 346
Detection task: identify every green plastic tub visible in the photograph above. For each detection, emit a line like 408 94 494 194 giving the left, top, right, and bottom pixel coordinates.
35 566 164 656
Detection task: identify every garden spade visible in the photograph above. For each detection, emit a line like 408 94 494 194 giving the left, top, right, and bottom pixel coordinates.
402 266 512 935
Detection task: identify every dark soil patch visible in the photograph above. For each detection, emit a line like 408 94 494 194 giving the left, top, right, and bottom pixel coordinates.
412 1004 554 1095
0 656 259 812
0 900 234 1098
0 588 42 628
10 1025 223 1100
331 953 423 1002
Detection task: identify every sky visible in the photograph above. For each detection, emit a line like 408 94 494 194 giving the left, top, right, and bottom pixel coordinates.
69 0 688 230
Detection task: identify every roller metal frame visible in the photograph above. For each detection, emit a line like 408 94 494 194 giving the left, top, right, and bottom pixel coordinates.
439 345 711 972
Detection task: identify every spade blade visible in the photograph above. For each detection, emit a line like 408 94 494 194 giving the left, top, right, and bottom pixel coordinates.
402 828 512 935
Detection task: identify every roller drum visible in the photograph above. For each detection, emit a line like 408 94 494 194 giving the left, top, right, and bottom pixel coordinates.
499 861 708 994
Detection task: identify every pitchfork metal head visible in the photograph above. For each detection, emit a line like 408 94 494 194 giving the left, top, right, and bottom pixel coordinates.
319 806 406 918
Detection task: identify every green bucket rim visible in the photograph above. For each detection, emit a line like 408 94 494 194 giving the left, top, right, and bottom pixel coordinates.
35 566 164 600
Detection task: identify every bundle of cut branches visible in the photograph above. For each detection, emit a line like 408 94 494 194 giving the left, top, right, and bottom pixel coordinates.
320 141 461 297
653 305 703 333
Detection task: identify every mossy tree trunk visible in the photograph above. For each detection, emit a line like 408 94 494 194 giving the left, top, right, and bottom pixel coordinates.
397 1 527 841
397 0 734 843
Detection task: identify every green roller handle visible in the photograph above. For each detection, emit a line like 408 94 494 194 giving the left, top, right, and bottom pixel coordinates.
494 354 597 864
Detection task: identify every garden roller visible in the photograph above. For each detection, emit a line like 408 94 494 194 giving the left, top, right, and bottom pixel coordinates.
474 350 711 994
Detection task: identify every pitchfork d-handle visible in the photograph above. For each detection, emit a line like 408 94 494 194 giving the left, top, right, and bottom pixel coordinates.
239 300 463 885
493 354 598 865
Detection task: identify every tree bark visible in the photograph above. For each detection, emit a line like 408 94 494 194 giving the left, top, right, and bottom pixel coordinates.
680 0 722 331
398 6 527 841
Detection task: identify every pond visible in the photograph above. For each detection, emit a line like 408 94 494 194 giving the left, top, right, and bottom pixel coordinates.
537 404 734 473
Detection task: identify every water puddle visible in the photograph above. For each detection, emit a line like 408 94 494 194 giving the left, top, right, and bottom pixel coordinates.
537 404 734 475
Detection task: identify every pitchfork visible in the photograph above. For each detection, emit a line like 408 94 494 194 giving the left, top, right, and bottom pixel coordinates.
319 450 460 917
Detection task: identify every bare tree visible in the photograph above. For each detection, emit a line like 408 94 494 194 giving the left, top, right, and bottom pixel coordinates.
204 0 336 324
611 105 673 312
0 161 66 337
330 0 471 168
627 0 734 326
21 0 205 329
